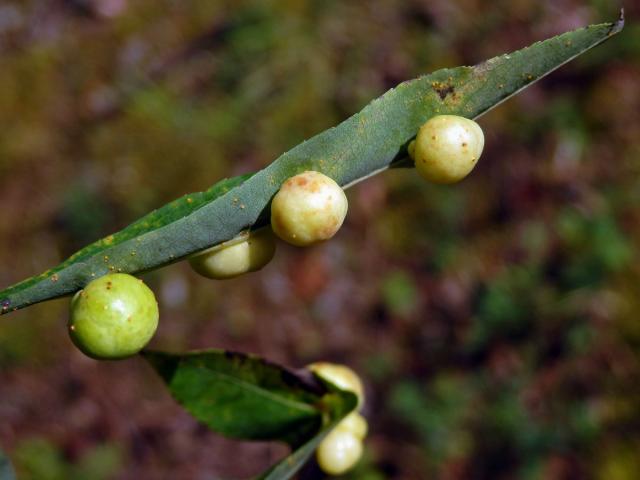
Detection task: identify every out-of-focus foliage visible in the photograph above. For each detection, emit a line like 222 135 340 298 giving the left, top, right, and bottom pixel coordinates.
12 438 121 480
0 446 15 480
0 1 639 479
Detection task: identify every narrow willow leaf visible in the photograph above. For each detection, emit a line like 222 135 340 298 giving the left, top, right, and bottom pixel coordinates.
143 349 330 446
256 384 357 480
0 14 624 315
0 449 15 480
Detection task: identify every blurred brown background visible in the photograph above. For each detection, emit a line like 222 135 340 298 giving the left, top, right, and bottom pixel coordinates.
1 1 639 479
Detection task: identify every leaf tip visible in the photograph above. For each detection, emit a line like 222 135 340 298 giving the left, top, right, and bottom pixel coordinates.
611 9 625 35
141 350 179 383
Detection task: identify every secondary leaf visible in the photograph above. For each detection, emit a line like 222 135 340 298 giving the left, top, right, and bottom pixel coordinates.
143 349 329 447
145 349 358 478
0 14 624 315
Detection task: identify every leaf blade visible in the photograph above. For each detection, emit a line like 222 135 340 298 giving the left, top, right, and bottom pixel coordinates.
0 15 624 315
143 349 326 446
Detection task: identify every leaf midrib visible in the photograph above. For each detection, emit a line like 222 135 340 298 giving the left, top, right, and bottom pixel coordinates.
186 362 320 416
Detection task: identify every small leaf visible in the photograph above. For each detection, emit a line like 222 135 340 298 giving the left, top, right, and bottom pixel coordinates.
143 349 328 446
144 350 358 478
0 14 624 315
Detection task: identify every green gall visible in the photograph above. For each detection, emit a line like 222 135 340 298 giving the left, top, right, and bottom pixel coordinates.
68 273 159 360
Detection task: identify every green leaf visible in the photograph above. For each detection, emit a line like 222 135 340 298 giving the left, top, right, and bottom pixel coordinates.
143 349 330 446
0 14 624 315
144 349 359 479
0 448 16 480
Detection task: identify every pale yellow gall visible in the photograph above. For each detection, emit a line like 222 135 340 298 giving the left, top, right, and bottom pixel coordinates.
410 115 484 184
188 229 276 280
270 171 348 247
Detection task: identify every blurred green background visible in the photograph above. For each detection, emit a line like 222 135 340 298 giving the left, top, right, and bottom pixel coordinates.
1 1 639 479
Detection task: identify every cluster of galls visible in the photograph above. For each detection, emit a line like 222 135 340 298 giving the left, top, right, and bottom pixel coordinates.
309 363 368 475
67 171 349 359
66 115 484 473
185 113 485 285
